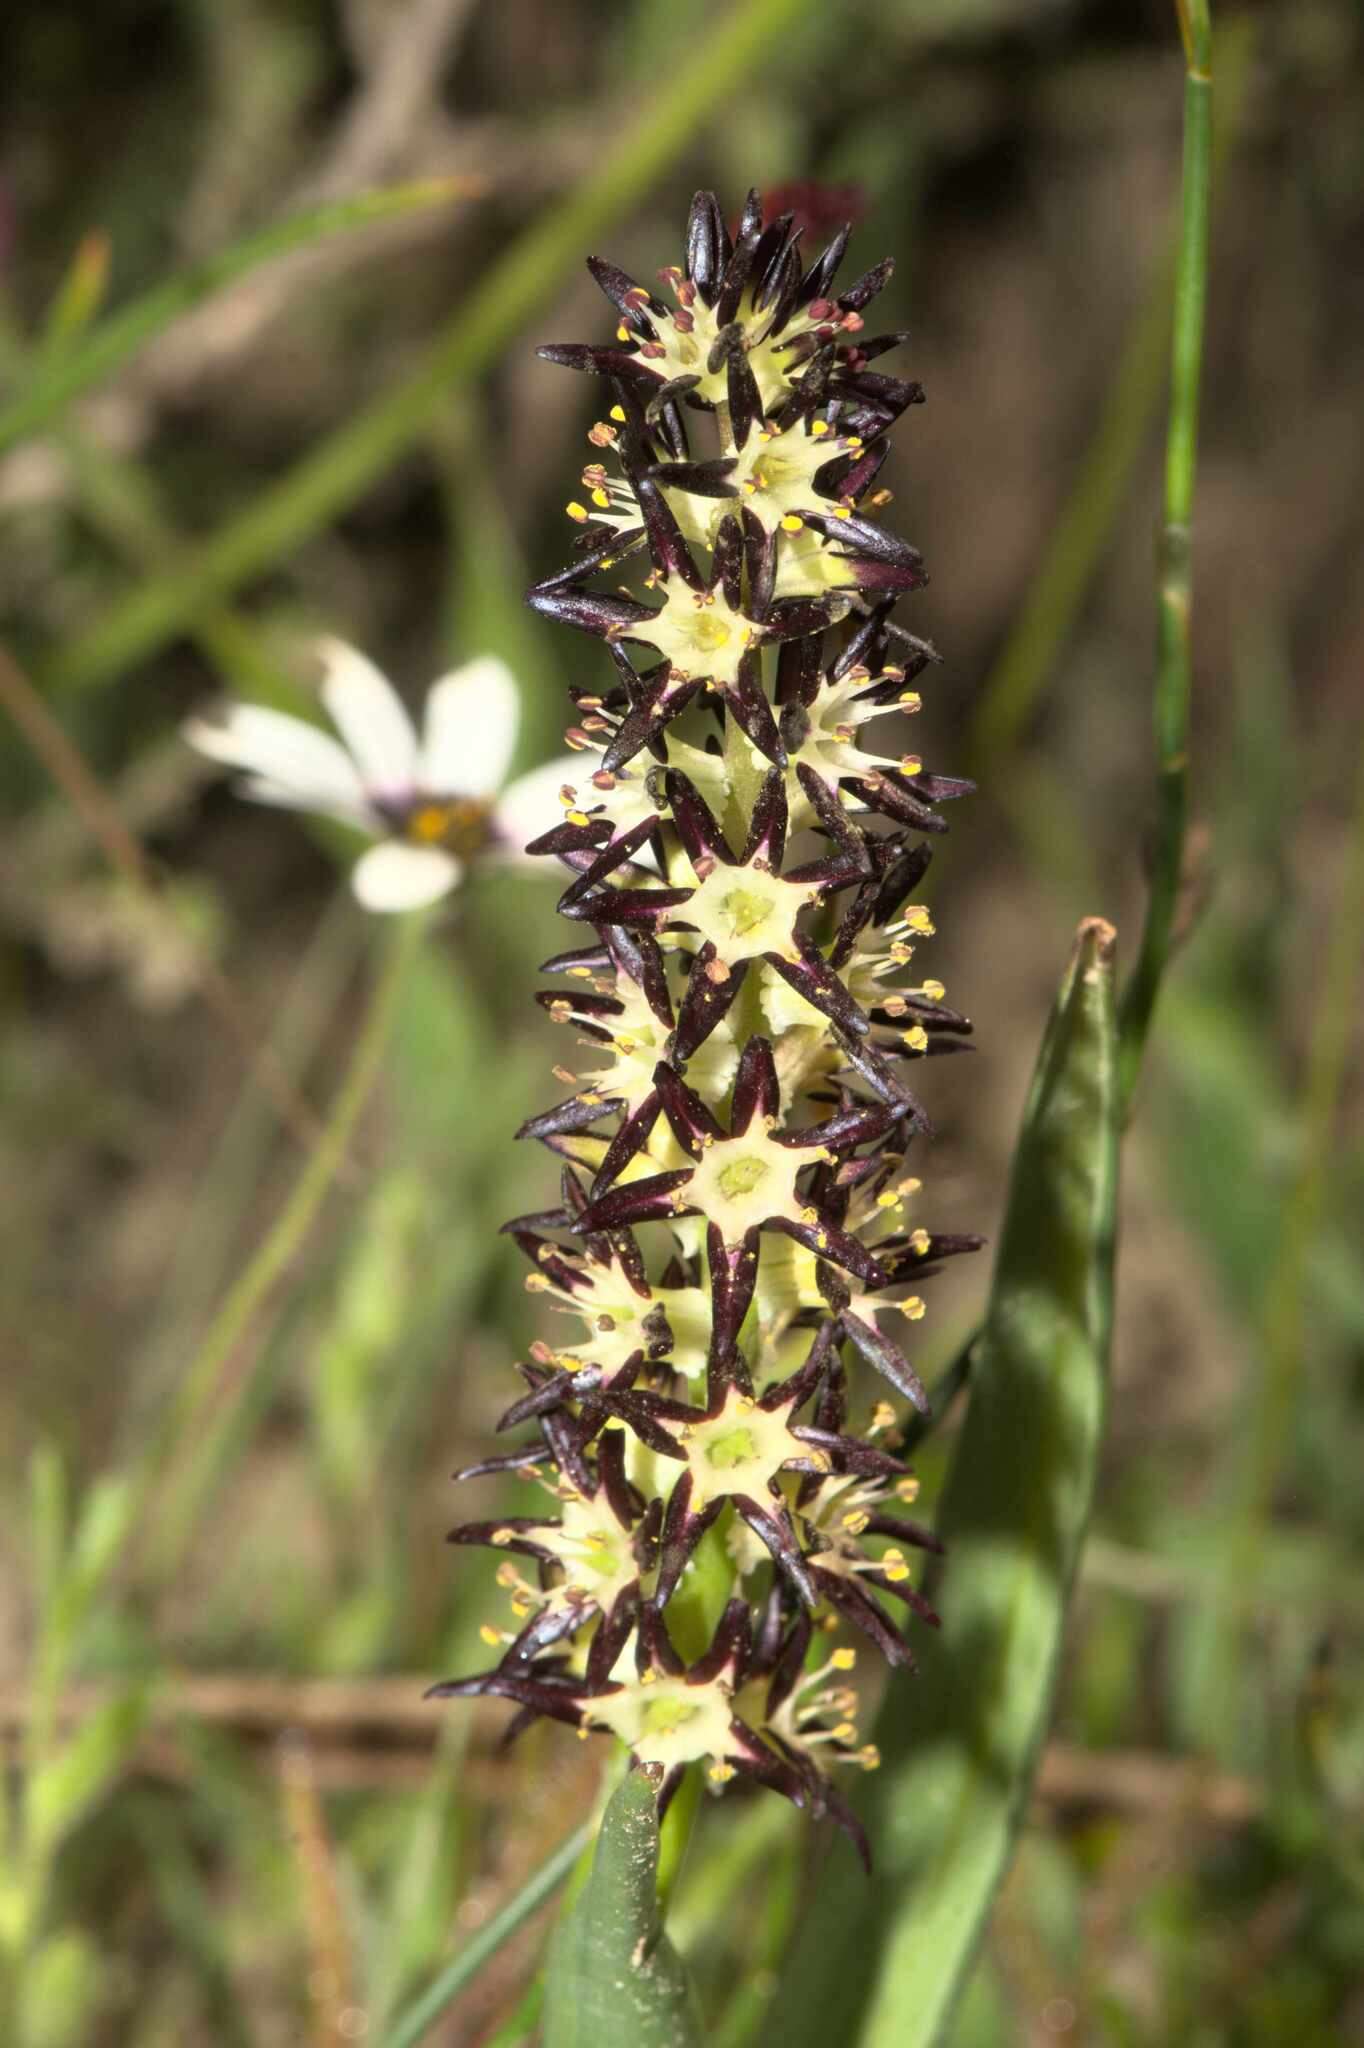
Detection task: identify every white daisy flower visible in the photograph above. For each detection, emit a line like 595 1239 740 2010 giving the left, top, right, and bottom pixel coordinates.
185 640 584 913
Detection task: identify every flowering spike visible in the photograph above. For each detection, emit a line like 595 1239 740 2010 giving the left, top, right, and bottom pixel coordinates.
442 191 983 1863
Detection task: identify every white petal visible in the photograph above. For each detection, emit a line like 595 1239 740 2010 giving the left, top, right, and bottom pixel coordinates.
350 840 462 912
239 776 374 831
493 755 586 860
420 655 521 798
185 705 368 812
317 638 419 798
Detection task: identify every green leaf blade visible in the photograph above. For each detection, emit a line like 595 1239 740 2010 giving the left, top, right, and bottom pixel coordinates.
0 180 480 460
774 917 1120 2048
543 1767 703 2048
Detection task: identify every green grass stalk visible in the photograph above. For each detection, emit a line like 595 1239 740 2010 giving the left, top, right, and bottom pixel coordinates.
388 1822 592 2048
1117 0 1215 1110
44 0 812 699
139 912 422 1582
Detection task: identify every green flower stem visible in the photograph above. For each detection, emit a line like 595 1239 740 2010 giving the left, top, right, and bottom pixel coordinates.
387 1821 593 2048
0 180 480 459
138 911 422 1584
45 0 811 699
971 10 1248 784
1117 0 1215 1112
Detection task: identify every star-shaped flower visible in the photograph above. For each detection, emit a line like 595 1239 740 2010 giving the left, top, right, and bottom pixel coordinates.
185 639 579 912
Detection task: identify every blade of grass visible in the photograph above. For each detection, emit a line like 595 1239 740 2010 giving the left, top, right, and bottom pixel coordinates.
0 180 482 459
773 917 1120 2048
44 0 813 698
387 1821 592 2048
1116 0 1215 1107
139 910 423 1585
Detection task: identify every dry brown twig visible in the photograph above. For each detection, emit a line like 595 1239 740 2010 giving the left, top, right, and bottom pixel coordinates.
0 1673 1259 1824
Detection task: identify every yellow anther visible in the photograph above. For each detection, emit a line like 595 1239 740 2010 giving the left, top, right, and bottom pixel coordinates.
881 1549 910 1583
832 1721 858 1743
903 1296 926 1321
903 907 935 934
479 1624 503 1647
566 501 589 522
909 1228 930 1256
708 1760 736 1783
610 404 626 422
899 690 923 711
921 979 946 1001
591 488 610 509
895 1476 921 1504
831 1647 857 1671
491 1527 516 1547
616 323 631 342
566 809 592 828
842 1509 871 1534
859 1745 881 1771
900 755 923 776
524 1274 551 1293
870 1402 897 1433
779 514 804 533
902 1026 929 1053
810 419 831 437
876 1189 901 1210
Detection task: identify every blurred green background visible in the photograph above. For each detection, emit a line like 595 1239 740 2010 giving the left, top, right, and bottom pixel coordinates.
2 0 1362 2042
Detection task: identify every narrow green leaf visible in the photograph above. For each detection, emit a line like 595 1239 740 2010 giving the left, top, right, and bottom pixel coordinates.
774 917 1120 2048
28 1683 154 1859
43 0 811 698
543 1767 704 2048
0 180 480 459
387 1821 591 2048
